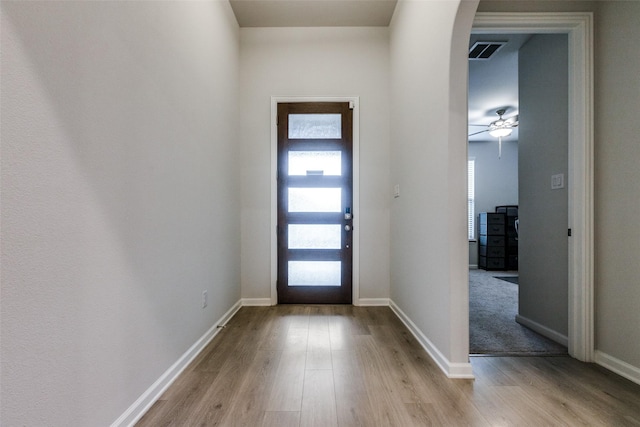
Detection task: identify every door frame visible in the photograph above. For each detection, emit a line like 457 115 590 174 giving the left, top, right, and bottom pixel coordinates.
471 12 594 362
270 96 360 305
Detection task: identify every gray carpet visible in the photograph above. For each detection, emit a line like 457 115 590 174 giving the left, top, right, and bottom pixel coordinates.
470 269 568 355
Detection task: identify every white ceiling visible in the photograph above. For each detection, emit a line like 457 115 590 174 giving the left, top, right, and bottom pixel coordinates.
228 1 525 143
229 0 398 27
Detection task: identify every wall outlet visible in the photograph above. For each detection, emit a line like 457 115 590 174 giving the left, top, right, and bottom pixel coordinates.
202 290 208 309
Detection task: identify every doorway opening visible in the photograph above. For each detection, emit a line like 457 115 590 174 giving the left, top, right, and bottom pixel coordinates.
467 12 594 362
468 32 570 356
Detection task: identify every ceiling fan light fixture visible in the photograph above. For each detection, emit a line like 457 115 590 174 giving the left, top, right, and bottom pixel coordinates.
489 127 512 138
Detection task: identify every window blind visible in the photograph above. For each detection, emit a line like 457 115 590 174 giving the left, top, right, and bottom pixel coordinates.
468 159 475 240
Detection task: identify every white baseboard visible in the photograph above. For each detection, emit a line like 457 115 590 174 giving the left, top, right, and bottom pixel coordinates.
469 264 479 270
241 298 273 306
389 300 474 379
515 314 568 347
241 297 392 306
111 300 243 427
357 298 390 306
595 350 640 386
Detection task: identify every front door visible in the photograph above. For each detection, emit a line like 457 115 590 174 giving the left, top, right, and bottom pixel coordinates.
277 102 353 304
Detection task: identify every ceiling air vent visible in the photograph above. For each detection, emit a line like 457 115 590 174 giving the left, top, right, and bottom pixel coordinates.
469 41 506 60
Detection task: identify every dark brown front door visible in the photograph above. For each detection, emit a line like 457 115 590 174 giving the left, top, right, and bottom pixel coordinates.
277 102 353 304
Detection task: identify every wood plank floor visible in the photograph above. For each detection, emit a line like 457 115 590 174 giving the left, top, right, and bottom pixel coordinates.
136 306 640 426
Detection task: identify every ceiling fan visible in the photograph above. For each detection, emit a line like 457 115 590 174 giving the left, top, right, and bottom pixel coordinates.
468 108 519 158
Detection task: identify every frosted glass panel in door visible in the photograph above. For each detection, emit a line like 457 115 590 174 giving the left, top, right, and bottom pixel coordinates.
288 188 341 212
288 114 341 139
288 261 341 286
288 151 342 176
288 224 341 249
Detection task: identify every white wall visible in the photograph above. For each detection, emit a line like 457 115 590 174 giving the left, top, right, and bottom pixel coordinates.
518 34 569 339
389 0 478 375
468 141 519 266
594 0 640 371
239 27 391 301
0 2 240 425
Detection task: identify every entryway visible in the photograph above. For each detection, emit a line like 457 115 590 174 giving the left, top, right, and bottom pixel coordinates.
276 102 354 304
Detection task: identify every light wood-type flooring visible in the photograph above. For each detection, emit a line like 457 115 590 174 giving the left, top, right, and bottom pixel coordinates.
137 305 640 426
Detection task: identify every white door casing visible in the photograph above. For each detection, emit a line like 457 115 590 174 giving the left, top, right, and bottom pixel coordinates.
471 12 594 362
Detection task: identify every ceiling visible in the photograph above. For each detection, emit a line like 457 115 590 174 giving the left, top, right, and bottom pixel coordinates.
229 0 398 27
468 33 531 142
228 1 525 143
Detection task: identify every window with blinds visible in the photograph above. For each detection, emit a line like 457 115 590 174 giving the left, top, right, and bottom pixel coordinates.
468 158 475 240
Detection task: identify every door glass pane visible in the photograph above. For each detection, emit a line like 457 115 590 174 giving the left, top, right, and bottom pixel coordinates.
288 151 342 176
288 261 341 287
288 114 341 139
289 224 341 249
288 188 341 212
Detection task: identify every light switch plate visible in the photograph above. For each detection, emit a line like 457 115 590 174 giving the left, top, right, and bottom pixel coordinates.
551 173 565 190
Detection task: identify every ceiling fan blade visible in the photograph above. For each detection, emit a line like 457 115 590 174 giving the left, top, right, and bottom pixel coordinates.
468 129 489 137
505 115 519 125
468 123 489 127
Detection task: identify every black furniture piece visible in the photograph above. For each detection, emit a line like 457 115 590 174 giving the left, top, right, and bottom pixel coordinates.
478 212 506 270
495 205 518 270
